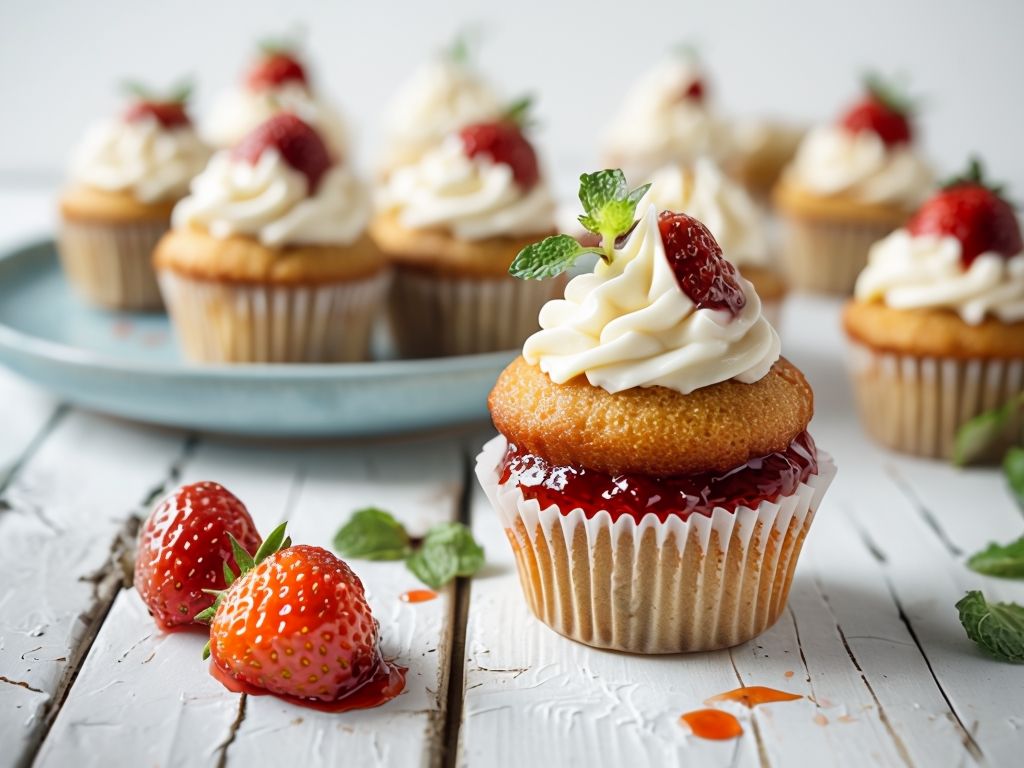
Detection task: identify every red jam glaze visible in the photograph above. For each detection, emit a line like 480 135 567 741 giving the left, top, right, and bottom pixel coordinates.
498 431 818 523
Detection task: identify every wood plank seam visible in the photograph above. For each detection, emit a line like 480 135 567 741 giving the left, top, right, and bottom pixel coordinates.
884 465 964 557
726 651 772 768
0 405 66 497
216 693 247 768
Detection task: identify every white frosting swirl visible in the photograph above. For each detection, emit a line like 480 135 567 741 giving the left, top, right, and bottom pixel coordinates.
70 116 208 203
855 229 1024 324
376 135 555 240
523 206 781 395
380 57 502 172
788 125 931 206
203 82 348 157
172 149 370 248
641 159 768 266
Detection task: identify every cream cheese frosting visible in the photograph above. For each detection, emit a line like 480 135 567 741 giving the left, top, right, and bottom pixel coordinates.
203 82 348 157
376 135 555 240
70 116 208 204
855 229 1024 324
787 125 931 206
172 149 369 248
522 206 781 394
641 159 768 266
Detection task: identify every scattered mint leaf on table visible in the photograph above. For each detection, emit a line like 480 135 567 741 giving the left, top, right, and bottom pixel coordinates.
952 393 1024 466
967 536 1024 578
956 590 1024 663
1004 447 1024 508
333 507 411 560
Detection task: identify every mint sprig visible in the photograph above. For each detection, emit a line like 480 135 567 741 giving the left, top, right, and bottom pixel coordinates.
952 393 1024 466
502 95 534 128
334 507 411 560
967 535 1024 578
864 71 917 116
122 78 193 104
509 169 650 280
956 591 1024 663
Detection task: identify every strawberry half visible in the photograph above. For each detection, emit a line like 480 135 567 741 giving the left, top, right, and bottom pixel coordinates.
124 101 190 129
134 482 262 630
233 112 332 192
658 211 747 318
246 50 308 91
839 74 914 147
459 121 540 190
907 159 1022 266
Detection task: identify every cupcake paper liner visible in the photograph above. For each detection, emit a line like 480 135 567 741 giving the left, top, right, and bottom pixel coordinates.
157 270 390 363
475 436 837 654
388 269 567 358
848 342 1024 461
57 218 168 310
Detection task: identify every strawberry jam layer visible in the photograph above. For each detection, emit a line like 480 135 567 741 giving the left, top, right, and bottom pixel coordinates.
498 431 817 522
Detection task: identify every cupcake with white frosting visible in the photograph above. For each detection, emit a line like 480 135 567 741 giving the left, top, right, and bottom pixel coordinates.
371 105 559 357
843 159 1024 459
154 113 387 363
774 74 933 294
58 82 208 310
476 169 836 653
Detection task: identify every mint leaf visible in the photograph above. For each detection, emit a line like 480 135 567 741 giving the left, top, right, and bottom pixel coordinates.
509 234 600 280
578 169 629 219
967 536 1024 578
406 545 458 590
956 590 1024 663
576 170 651 245
953 393 1024 466
404 522 484 589
1005 447 1024 509
333 507 410 561
503 95 534 127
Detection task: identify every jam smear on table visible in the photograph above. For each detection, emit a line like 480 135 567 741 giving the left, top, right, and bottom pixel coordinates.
210 658 407 714
499 431 817 522
400 589 438 604
705 686 803 708
680 709 744 740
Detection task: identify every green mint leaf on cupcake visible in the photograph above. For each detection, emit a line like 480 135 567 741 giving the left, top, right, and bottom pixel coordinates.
510 235 603 279
967 534 1024 578
956 591 1024 663
952 393 1024 466
334 507 411 561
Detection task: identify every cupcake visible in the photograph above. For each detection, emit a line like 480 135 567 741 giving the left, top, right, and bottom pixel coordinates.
726 118 805 204
641 158 786 327
476 170 836 653
155 113 387 363
371 104 559 357
773 74 932 295
602 50 731 183
58 82 208 310
203 40 348 158
377 38 503 178
844 160 1024 460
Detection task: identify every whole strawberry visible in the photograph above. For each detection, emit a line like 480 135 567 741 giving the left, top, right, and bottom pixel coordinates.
122 80 193 129
134 482 261 630
233 112 332 192
839 73 914 147
205 543 389 702
459 98 540 190
245 42 308 91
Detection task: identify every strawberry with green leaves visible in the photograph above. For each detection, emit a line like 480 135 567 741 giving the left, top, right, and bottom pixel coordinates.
458 96 540 190
246 38 309 92
839 73 916 148
122 80 194 129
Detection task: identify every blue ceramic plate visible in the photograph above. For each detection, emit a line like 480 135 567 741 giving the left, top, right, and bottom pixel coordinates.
0 241 514 435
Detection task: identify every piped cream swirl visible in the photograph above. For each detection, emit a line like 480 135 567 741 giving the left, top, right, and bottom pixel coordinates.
523 206 781 395
855 229 1024 324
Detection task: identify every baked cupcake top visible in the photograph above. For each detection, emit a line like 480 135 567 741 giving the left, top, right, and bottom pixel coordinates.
69 83 208 204
203 41 348 157
640 159 768 267
173 113 369 249
855 160 1024 325
375 106 556 241
784 74 931 207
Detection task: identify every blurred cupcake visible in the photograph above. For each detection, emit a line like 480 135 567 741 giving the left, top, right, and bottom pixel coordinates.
58 82 208 310
371 104 559 357
476 171 835 653
155 113 387 363
203 39 348 158
377 37 503 178
641 158 786 326
774 74 932 294
844 160 1024 460
602 50 731 182
727 118 805 204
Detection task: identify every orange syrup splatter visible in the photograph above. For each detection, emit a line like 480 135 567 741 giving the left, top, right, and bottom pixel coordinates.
705 686 803 708
400 589 438 604
680 708 744 740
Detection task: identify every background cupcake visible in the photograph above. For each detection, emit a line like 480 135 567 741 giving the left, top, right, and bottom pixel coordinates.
774 74 932 294
155 113 387 363
371 104 559 357
58 82 207 310
844 160 1024 460
726 117 805 204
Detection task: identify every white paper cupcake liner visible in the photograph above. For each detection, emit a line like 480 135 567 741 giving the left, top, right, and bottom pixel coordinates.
848 342 1024 460
57 218 168 310
779 216 899 296
475 435 837 654
158 270 391 363
388 269 567 358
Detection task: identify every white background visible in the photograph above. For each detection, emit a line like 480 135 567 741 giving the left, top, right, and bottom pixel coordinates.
2 0 1023 197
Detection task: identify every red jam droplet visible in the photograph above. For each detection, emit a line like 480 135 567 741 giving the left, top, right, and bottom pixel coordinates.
209 659 407 713
680 709 743 740
705 686 803 708
499 432 817 523
657 210 746 318
400 589 438 604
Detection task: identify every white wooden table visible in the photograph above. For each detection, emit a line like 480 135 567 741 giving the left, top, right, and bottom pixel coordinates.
1 189 1022 768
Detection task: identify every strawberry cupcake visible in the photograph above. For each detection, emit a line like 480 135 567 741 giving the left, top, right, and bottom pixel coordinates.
371 105 559 357
203 41 348 158
844 160 1024 460
58 83 208 310
774 75 932 294
641 159 786 327
476 170 836 653
155 113 387 363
